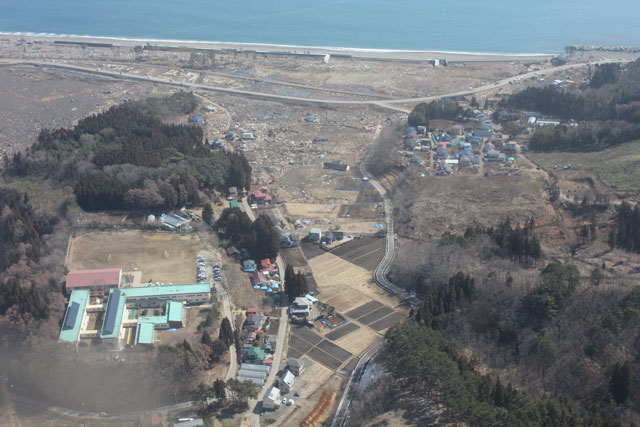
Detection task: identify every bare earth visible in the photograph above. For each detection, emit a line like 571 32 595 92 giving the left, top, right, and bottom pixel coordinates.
67 230 201 284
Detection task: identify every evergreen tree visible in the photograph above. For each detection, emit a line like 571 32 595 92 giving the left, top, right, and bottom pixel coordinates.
213 378 226 401
202 202 213 225
219 317 234 347
610 361 633 404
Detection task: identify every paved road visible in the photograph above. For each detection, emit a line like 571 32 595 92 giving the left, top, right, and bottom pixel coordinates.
0 58 631 113
214 281 238 382
359 163 419 306
250 306 288 427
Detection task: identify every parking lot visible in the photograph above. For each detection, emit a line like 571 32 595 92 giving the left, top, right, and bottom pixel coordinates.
287 325 352 371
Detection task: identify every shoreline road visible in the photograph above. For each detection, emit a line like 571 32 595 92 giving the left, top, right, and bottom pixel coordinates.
0 58 631 113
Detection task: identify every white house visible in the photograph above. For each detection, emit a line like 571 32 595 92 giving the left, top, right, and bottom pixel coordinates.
290 297 312 318
279 370 295 394
263 386 281 410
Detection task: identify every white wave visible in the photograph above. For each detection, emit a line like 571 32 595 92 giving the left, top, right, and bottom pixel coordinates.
0 31 553 57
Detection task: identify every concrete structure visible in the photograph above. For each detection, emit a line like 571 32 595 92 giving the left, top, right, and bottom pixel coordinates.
65 268 122 296
323 160 349 171
286 358 305 376
279 370 295 394
263 386 281 410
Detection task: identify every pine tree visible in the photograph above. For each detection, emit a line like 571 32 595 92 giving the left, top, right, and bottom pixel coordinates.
202 202 213 225
610 361 633 404
213 378 226 401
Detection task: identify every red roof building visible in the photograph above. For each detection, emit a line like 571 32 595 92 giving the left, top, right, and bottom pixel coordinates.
259 259 273 272
65 268 122 294
247 308 258 315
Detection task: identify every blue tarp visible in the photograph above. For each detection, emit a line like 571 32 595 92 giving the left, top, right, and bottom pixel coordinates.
373 224 384 229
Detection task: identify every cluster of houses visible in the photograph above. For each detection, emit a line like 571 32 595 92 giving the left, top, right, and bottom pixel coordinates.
240 308 277 369
402 115 517 176
263 358 306 410
243 258 282 299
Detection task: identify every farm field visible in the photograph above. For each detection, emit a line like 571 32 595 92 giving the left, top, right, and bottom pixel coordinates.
67 230 202 284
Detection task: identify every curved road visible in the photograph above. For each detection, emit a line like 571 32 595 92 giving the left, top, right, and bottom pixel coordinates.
0 58 631 112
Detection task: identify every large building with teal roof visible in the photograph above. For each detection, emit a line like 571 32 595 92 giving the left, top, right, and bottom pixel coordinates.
59 278 209 350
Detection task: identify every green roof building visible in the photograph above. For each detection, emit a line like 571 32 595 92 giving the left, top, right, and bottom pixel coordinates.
244 346 268 363
229 199 239 208
135 322 155 345
59 289 89 343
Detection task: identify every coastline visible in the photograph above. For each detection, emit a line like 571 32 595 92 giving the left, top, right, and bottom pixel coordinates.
0 32 555 62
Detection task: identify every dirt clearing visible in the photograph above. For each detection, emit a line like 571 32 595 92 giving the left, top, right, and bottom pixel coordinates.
67 230 202 284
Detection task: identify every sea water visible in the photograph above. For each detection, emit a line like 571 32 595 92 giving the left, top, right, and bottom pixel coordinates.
0 0 638 54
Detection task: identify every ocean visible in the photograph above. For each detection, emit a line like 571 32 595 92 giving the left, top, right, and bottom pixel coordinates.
0 0 638 54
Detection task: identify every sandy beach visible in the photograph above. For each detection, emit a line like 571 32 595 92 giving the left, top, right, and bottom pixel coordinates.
1 33 554 62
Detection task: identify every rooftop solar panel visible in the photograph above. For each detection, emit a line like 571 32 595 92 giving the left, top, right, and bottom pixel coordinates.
102 288 122 335
63 302 80 330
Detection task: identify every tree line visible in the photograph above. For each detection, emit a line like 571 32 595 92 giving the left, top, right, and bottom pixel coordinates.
408 100 469 128
284 264 309 301
608 201 640 253
410 272 475 329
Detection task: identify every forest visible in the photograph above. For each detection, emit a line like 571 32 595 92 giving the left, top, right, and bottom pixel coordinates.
3 93 252 212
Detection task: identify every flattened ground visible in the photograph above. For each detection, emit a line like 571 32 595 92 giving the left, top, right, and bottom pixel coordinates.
369 312 407 332
358 306 394 325
67 230 201 284
346 301 383 319
325 323 360 341
324 288 372 313
308 252 409 311
332 326 380 356
330 236 385 271
316 340 352 362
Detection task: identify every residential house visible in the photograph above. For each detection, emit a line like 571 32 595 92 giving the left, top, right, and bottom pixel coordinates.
450 124 464 135
485 150 506 162
251 271 267 288
308 228 322 242
259 259 274 272
243 260 257 272
279 371 295 394
290 297 312 318
322 231 335 245
226 246 241 258
244 346 268 364
250 187 272 205
244 314 264 332
287 358 306 376
263 387 281 410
